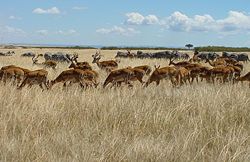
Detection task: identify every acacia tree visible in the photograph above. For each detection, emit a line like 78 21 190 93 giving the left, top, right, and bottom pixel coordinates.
185 44 194 49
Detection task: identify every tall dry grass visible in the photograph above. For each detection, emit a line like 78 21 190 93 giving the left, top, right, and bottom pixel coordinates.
0 48 249 161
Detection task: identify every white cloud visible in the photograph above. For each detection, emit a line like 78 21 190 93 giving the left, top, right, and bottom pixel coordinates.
33 7 61 14
37 30 49 36
124 11 250 34
72 6 87 10
0 25 26 38
217 11 250 32
9 16 22 20
57 29 77 35
96 26 139 36
144 15 159 25
165 11 217 32
125 12 159 25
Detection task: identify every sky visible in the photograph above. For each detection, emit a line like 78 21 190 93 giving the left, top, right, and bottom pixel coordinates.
1 0 250 47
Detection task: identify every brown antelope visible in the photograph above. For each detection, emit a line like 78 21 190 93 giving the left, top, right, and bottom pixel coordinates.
236 72 250 87
92 50 118 72
105 66 151 87
205 58 226 67
18 69 49 90
50 69 98 89
168 58 205 84
1 65 31 74
103 67 135 88
208 66 234 83
68 53 92 70
32 55 57 69
1 65 34 84
205 58 242 82
0 67 25 85
218 57 238 64
169 57 191 67
133 65 152 75
145 65 178 87
175 67 190 85
189 51 202 63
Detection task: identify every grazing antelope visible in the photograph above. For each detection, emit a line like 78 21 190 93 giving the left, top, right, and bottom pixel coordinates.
68 53 92 70
50 69 98 89
18 69 49 90
105 66 151 87
103 67 135 88
236 72 250 87
92 50 118 72
32 55 57 69
145 65 178 87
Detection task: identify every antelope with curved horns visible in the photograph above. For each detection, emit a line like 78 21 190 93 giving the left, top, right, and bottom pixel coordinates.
92 50 118 72
68 53 92 70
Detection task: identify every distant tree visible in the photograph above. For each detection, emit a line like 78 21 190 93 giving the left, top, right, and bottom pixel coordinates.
185 44 194 49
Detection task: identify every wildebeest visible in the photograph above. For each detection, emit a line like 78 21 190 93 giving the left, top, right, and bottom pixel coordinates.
151 51 174 59
222 52 249 62
115 50 136 58
194 52 219 61
44 52 72 63
0 51 15 56
136 51 152 58
237 53 249 62
137 50 178 59
21 52 36 57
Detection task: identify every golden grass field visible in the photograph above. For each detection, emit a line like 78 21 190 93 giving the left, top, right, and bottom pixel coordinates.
0 47 250 161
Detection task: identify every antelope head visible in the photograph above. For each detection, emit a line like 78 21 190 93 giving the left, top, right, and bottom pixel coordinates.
68 53 79 69
32 54 40 64
92 50 101 63
169 56 176 66
154 65 160 70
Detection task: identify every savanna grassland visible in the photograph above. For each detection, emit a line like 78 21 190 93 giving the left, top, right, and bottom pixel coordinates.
0 48 250 161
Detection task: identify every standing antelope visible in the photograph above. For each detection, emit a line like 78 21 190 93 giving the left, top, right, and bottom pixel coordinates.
92 50 118 72
18 69 49 90
145 66 178 87
0 68 25 85
32 54 57 69
0 65 32 84
68 53 92 70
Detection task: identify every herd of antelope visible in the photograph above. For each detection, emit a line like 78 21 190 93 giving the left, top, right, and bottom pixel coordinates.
1 50 250 90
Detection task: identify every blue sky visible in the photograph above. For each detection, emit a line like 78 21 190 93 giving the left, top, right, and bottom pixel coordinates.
1 0 250 47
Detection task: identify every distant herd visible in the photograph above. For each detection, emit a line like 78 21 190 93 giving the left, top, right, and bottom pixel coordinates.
0 49 250 90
